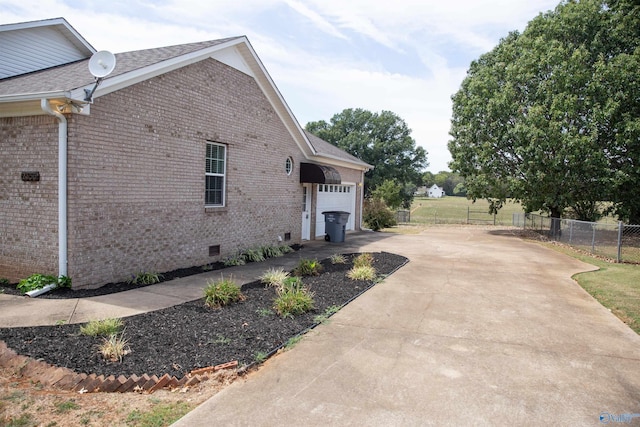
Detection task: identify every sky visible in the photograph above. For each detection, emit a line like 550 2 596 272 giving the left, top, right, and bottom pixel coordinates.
1 0 560 172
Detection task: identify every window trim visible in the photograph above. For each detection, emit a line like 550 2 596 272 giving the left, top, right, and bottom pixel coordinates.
205 141 227 207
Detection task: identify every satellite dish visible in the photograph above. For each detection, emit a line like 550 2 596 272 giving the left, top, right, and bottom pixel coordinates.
88 50 116 78
84 51 116 102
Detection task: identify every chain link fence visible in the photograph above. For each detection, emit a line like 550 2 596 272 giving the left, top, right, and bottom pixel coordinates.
514 213 640 263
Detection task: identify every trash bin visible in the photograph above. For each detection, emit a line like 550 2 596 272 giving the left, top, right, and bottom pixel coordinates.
322 211 350 243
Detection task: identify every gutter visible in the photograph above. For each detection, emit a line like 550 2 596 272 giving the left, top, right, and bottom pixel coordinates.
41 99 68 282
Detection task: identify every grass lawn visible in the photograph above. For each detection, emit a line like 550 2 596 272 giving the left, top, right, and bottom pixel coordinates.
409 196 528 226
543 243 640 334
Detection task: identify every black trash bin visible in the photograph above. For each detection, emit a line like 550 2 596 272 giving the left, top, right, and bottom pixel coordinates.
322 211 351 243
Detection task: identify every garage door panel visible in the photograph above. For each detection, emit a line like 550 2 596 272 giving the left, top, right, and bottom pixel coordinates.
315 184 356 237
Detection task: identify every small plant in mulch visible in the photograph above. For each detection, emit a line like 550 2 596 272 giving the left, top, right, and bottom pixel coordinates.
0 278 9 286
353 253 374 268
203 277 245 308
293 258 323 277
243 248 266 263
273 277 314 318
259 268 290 289
127 271 163 286
99 331 131 362
330 254 347 264
17 274 71 294
79 318 124 337
347 265 377 281
314 305 341 324
223 253 246 267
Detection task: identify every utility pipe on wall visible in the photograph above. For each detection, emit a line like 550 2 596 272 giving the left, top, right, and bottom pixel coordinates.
41 99 68 279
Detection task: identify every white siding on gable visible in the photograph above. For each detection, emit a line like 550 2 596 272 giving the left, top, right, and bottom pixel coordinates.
0 26 91 79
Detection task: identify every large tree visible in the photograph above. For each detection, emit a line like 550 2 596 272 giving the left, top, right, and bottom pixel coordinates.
306 108 428 207
448 0 640 222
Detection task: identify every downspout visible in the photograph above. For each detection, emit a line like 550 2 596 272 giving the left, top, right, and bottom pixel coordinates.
359 170 367 231
41 99 68 280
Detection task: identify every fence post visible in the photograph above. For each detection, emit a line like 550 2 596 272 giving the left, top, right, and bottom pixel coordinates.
569 221 573 244
467 207 470 224
591 223 596 253
617 221 623 263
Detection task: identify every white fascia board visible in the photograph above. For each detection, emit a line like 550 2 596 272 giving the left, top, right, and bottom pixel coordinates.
311 154 373 171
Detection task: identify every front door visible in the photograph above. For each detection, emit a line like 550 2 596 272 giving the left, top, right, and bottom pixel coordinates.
302 184 311 240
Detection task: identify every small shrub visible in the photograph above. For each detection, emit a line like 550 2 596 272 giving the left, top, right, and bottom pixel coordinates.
293 258 323 277
259 268 290 289
223 253 246 267
127 272 162 286
243 248 266 263
278 245 294 255
80 318 124 337
0 278 9 286
353 253 374 268
99 332 130 362
273 281 314 318
17 274 70 294
347 265 377 281
261 245 283 259
330 254 347 264
363 198 397 231
204 277 245 308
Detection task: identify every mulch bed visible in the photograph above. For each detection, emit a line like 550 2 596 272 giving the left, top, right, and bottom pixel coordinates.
0 252 407 379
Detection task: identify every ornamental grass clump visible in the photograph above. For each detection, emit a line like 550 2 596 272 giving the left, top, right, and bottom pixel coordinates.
348 253 377 281
353 253 374 268
99 332 131 362
259 268 290 289
80 318 124 337
293 258 323 277
127 271 163 286
347 265 377 281
204 277 245 308
330 254 347 265
273 276 314 318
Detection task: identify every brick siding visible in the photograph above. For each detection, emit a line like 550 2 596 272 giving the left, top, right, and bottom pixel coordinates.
0 58 365 289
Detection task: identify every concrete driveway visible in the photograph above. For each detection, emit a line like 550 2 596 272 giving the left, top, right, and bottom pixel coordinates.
174 227 640 426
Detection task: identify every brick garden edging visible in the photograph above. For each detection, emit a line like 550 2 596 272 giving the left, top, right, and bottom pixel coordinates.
0 340 237 393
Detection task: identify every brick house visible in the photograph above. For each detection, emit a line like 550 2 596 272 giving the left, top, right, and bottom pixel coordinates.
0 18 370 289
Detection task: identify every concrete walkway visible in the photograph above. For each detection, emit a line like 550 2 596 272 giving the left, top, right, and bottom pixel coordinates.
0 232 391 327
173 227 640 426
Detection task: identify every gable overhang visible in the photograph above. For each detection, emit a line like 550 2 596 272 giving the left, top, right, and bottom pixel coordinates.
300 163 341 185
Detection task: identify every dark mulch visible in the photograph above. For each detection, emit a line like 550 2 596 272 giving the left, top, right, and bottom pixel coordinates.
0 252 407 379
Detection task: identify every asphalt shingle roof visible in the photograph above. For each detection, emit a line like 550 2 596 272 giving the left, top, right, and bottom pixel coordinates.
0 38 241 96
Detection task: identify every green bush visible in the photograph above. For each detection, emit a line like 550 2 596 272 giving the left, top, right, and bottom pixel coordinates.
204 277 245 308
363 198 397 231
17 274 71 294
293 258 323 277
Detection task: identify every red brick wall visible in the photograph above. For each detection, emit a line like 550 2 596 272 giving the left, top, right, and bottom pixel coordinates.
0 115 60 282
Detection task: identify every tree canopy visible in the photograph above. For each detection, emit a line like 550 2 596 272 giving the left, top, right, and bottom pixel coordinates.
306 108 428 207
448 0 640 222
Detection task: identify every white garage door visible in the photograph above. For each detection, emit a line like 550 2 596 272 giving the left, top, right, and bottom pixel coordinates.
315 183 356 237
